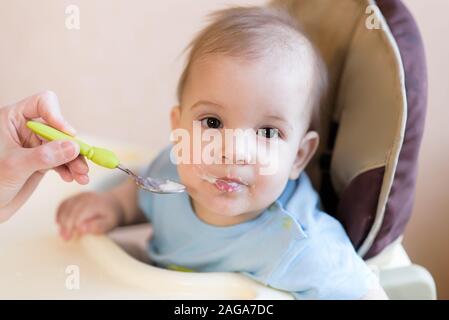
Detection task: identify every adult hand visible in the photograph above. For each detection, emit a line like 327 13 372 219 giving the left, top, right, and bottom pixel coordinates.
0 91 89 222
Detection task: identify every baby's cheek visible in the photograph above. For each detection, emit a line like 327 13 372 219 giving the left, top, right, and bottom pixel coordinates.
177 164 208 198
256 142 292 177
176 164 195 189
252 174 287 207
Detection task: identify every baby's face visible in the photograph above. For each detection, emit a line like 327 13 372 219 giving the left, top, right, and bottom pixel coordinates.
171 54 318 225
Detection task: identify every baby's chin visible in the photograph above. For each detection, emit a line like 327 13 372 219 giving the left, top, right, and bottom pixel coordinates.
187 182 254 217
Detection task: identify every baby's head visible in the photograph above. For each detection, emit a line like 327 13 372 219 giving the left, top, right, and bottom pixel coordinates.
170 6 327 225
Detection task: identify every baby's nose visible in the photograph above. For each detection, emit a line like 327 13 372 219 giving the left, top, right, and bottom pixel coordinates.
222 131 256 165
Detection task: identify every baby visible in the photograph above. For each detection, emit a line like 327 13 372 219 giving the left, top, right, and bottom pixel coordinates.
56 6 387 299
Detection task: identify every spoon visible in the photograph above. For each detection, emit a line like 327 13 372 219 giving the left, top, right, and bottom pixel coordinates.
26 121 186 194
115 164 185 194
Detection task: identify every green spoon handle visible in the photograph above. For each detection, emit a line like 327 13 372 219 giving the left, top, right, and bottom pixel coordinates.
26 120 120 169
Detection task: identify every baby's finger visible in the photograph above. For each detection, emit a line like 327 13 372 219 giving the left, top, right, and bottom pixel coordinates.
56 199 72 225
73 209 102 233
63 202 88 240
56 203 75 240
82 217 111 235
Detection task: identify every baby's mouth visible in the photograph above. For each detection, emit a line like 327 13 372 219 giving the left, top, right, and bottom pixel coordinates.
200 174 249 193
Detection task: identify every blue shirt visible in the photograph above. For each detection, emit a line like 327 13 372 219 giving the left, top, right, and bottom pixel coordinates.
138 146 377 299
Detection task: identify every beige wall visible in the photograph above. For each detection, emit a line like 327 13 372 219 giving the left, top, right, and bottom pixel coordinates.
0 0 265 150
0 0 448 298
401 0 449 300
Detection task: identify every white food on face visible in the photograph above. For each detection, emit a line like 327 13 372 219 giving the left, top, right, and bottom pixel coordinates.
200 174 217 184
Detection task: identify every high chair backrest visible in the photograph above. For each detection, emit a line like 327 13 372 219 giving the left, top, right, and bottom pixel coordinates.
272 0 427 258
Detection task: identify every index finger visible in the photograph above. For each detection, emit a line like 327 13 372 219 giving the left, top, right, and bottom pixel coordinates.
18 91 77 136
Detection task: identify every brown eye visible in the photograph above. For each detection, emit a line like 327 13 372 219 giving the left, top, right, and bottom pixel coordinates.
257 127 279 139
201 117 222 129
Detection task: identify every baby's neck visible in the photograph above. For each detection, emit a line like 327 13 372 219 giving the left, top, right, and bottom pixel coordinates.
189 197 264 227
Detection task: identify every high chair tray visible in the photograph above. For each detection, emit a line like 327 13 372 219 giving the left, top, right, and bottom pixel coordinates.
0 140 292 299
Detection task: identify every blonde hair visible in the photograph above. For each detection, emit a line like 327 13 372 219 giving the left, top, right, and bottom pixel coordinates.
177 5 327 131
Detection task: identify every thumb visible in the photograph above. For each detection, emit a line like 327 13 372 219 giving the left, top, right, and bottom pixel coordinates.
17 140 80 176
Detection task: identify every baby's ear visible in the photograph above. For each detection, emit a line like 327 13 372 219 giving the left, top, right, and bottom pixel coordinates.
170 106 181 131
289 131 319 180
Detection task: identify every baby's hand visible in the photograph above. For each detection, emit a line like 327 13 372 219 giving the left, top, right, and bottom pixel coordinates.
56 192 123 241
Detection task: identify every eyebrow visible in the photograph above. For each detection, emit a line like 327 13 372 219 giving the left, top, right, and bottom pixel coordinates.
264 114 293 132
189 100 224 111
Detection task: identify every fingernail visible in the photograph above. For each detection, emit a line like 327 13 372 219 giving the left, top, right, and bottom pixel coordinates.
61 141 77 159
79 175 89 185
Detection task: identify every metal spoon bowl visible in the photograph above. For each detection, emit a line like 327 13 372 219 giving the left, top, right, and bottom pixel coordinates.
117 164 186 194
